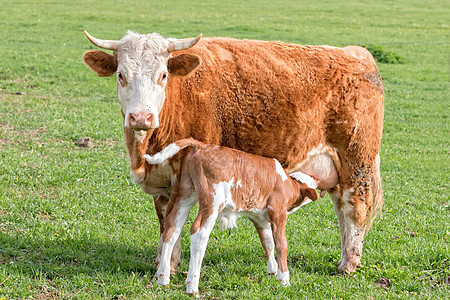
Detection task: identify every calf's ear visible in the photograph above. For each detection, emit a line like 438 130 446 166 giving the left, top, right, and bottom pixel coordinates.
301 184 319 202
83 50 117 77
168 54 200 76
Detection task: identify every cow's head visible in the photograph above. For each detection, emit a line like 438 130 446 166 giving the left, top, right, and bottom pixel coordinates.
83 30 202 131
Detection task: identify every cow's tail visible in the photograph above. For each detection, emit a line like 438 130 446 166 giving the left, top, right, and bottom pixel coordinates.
142 138 202 165
367 153 383 230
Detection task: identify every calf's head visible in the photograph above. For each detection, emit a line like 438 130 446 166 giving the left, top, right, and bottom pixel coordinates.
83 30 201 131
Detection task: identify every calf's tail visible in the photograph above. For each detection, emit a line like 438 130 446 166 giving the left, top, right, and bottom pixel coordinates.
142 137 202 165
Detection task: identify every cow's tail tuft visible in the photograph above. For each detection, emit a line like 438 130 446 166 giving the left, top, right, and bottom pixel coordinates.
142 138 202 165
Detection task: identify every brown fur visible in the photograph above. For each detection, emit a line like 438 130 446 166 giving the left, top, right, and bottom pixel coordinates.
84 36 384 275
159 138 317 282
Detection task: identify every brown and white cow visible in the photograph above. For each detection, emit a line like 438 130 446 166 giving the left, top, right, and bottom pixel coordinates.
82 31 384 278
142 138 319 292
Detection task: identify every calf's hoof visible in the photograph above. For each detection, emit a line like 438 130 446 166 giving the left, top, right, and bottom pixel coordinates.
277 269 290 287
156 273 170 286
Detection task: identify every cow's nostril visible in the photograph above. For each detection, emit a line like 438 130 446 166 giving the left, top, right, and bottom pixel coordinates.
128 112 152 130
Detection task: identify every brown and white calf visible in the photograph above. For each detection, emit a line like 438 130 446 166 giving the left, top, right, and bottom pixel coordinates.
143 138 319 293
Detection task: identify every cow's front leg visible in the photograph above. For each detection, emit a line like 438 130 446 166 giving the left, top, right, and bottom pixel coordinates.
154 195 181 275
334 186 372 274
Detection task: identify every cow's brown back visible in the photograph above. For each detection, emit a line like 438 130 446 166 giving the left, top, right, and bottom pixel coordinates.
152 37 383 171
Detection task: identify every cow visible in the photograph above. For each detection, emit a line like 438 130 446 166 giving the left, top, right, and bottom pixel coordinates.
142 138 319 292
82 30 384 281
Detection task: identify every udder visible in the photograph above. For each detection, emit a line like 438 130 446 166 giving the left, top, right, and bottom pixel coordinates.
293 151 339 196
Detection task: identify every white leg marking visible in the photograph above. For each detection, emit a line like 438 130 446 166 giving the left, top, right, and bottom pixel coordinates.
186 214 217 294
263 228 278 274
156 194 196 286
333 188 365 272
277 269 290 287
186 179 233 294
248 212 278 275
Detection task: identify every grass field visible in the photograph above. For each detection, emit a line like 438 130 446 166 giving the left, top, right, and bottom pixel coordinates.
0 0 449 298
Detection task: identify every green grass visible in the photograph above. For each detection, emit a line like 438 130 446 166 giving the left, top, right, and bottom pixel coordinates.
1 0 449 298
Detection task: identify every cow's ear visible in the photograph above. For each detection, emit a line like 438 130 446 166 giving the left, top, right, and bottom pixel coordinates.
300 184 319 202
168 54 200 76
83 50 117 77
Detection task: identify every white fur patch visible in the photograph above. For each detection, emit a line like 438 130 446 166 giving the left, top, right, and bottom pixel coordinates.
289 171 318 189
342 188 355 216
274 159 288 182
277 269 290 287
142 143 181 164
214 178 240 230
133 130 147 143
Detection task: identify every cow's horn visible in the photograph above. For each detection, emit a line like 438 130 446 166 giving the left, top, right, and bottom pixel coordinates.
168 33 203 52
84 30 119 51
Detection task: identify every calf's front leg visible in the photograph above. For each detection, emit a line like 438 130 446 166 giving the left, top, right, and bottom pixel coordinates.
156 193 196 285
154 195 182 275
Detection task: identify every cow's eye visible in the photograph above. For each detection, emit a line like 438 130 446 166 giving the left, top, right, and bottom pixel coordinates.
158 72 168 86
117 72 127 87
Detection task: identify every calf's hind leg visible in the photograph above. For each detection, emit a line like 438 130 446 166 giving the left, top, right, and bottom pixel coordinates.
186 197 222 294
268 206 290 287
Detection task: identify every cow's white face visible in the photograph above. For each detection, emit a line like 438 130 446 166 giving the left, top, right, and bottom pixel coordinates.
116 33 171 130
83 30 202 132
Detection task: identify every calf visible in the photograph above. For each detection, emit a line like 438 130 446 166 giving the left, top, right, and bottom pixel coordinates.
143 138 319 293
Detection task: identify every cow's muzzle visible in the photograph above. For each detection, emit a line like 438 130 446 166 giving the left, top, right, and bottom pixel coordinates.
128 112 154 131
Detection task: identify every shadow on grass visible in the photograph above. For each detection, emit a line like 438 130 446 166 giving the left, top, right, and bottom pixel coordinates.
288 254 338 276
0 234 158 279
